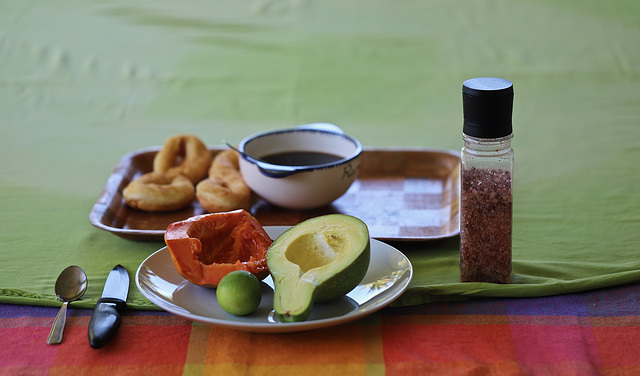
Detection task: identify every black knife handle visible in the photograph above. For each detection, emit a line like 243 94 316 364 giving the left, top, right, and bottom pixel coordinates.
88 297 126 349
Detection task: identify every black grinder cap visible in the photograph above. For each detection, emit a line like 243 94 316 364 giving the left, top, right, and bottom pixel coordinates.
462 77 514 138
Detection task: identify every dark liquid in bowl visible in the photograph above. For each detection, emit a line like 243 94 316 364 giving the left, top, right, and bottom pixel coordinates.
261 151 343 166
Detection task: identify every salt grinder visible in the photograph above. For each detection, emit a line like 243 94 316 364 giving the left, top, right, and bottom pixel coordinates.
459 77 514 284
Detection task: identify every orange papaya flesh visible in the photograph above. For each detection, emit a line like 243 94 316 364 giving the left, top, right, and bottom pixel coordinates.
164 209 272 288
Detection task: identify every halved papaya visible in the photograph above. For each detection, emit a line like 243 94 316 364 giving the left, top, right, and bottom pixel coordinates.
164 209 272 288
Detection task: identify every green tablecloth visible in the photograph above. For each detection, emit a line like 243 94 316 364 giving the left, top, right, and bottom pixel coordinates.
1 0 639 310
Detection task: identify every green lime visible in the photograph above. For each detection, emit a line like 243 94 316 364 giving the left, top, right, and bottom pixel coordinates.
216 270 262 316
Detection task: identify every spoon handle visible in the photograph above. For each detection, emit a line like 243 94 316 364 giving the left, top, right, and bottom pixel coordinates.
47 301 68 345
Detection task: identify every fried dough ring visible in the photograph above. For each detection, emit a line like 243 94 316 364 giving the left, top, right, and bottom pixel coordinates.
123 172 195 212
196 150 252 213
153 134 212 184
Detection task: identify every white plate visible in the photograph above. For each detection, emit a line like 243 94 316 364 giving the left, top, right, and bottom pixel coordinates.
135 226 413 333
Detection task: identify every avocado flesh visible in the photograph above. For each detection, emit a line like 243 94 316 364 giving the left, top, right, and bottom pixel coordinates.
267 214 371 322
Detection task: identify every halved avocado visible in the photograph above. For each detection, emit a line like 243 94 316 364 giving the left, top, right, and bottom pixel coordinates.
267 214 370 322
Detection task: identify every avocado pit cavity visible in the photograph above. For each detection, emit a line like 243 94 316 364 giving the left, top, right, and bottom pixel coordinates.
285 232 348 274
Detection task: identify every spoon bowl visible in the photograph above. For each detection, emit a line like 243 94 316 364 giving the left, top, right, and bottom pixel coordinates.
46 265 88 345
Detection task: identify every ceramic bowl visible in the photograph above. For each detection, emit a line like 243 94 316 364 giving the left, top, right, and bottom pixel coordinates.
237 124 362 210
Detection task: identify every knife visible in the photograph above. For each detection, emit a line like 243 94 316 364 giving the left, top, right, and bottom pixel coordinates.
88 265 129 349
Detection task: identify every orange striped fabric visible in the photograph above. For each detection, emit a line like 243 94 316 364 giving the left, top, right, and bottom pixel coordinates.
2 283 640 375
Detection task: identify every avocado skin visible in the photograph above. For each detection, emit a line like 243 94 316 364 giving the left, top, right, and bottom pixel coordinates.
313 241 371 302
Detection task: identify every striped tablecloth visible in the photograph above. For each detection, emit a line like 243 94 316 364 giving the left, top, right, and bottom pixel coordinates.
3 283 639 375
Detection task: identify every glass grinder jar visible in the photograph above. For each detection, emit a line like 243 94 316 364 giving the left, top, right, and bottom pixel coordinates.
459 77 514 284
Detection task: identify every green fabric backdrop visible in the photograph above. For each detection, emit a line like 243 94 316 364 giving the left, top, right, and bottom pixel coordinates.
1 0 639 310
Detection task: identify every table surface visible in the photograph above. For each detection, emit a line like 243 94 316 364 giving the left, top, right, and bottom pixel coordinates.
1 0 639 374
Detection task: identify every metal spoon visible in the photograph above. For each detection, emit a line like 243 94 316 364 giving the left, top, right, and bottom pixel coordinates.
46 265 88 345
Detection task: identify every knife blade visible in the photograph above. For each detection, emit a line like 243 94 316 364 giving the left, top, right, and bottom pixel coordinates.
88 265 129 349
